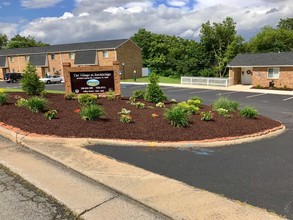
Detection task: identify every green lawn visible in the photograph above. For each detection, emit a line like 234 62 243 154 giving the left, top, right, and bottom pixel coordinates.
3 88 64 94
122 76 180 84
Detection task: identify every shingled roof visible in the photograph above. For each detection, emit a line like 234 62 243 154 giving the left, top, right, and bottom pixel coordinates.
0 39 129 56
228 52 293 67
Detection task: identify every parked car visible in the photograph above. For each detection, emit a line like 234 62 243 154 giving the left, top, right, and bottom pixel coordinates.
3 72 23 83
39 75 63 84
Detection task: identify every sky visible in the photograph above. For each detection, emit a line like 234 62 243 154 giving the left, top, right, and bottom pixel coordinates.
0 0 292 45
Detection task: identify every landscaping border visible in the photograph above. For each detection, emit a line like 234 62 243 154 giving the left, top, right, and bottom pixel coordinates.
0 121 285 148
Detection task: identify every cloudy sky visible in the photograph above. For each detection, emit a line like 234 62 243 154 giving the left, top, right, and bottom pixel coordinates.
0 0 292 45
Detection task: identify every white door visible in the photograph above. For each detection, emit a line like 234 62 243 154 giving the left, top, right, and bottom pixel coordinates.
241 67 252 85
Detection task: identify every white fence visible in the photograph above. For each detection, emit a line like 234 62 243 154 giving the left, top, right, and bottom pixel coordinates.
181 77 233 87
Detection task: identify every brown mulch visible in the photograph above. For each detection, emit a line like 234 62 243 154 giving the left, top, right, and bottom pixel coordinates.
0 92 282 142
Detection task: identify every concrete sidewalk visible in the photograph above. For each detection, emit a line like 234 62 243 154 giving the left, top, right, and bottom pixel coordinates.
0 124 287 219
122 82 293 96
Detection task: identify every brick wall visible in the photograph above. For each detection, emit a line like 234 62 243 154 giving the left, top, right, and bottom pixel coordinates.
116 40 142 79
229 68 241 85
253 67 293 89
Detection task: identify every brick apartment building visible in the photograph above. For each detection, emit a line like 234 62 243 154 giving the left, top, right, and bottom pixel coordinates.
228 52 293 89
0 39 142 80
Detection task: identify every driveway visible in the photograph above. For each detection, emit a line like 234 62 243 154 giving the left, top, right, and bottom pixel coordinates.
89 84 293 219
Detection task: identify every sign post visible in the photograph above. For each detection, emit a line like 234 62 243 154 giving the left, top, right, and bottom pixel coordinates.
63 61 121 97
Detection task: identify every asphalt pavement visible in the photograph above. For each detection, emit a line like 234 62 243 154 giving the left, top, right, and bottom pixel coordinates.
88 83 293 219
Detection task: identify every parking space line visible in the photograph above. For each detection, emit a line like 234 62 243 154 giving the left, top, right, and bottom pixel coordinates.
189 90 214 94
167 88 194 93
216 91 239 96
283 97 293 101
246 93 267 98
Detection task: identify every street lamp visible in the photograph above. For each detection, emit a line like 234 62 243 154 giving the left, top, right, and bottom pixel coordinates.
122 63 125 81
133 70 136 82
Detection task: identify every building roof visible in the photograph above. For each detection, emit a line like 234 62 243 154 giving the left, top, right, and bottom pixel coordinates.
0 39 129 56
228 52 293 67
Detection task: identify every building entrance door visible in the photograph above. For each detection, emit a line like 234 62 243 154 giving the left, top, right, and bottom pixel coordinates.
241 67 252 85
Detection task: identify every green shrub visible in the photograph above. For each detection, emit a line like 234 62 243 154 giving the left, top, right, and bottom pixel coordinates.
64 92 75 100
144 73 167 103
156 102 165 108
212 97 239 112
189 96 202 103
80 104 105 120
216 108 229 117
0 92 8 105
20 62 45 96
44 110 58 120
177 101 199 114
78 94 98 106
164 105 190 128
26 97 47 113
106 90 116 101
187 99 202 108
128 96 136 105
240 106 258 118
135 102 145 109
200 111 214 121
132 90 145 99
118 108 132 123
15 98 28 107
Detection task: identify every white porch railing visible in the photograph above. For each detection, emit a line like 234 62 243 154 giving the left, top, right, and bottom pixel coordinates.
181 77 233 87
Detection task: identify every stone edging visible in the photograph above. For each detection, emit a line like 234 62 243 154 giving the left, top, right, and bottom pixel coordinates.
0 121 286 148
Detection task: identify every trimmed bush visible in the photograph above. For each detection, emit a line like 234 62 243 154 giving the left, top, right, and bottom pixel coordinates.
26 97 47 113
20 62 45 96
135 102 145 109
78 94 98 106
212 97 239 112
44 110 58 120
15 98 28 107
132 90 145 99
216 108 229 117
240 106 258 118
177 101 199 114
64 92 75 100
106 90 116 101
164 105 190 127
80 104 105 120
0 92 8 105
144 73 167 103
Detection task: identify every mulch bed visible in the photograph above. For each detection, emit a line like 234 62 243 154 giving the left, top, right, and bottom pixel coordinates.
0 92 282 142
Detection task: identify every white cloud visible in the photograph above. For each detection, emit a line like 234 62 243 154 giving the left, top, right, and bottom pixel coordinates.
21 0 63 9
18 0 293 44
0 22 18 38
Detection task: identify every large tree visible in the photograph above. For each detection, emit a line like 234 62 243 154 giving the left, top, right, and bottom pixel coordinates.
131 29 205 77
0 34 8 49
199 17 244 77
247 18 293 53
5 34 49 49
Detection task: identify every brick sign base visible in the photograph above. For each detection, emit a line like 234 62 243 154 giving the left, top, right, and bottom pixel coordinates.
63 61 121 96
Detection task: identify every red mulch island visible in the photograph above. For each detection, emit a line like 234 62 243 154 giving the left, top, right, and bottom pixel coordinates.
0 92 282 142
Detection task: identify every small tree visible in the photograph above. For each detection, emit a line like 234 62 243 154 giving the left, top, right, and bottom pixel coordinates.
21 62 45 96
144 73 166 103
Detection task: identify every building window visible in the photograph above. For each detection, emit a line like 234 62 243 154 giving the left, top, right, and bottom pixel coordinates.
10 56 14 62
51 54 55 60
25 55 30 62
102 51 108 58
267 68 279 79
52 68 56 73
69 52 74 59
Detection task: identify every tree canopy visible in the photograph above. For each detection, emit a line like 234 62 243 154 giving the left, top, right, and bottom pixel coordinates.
5 34 49 49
